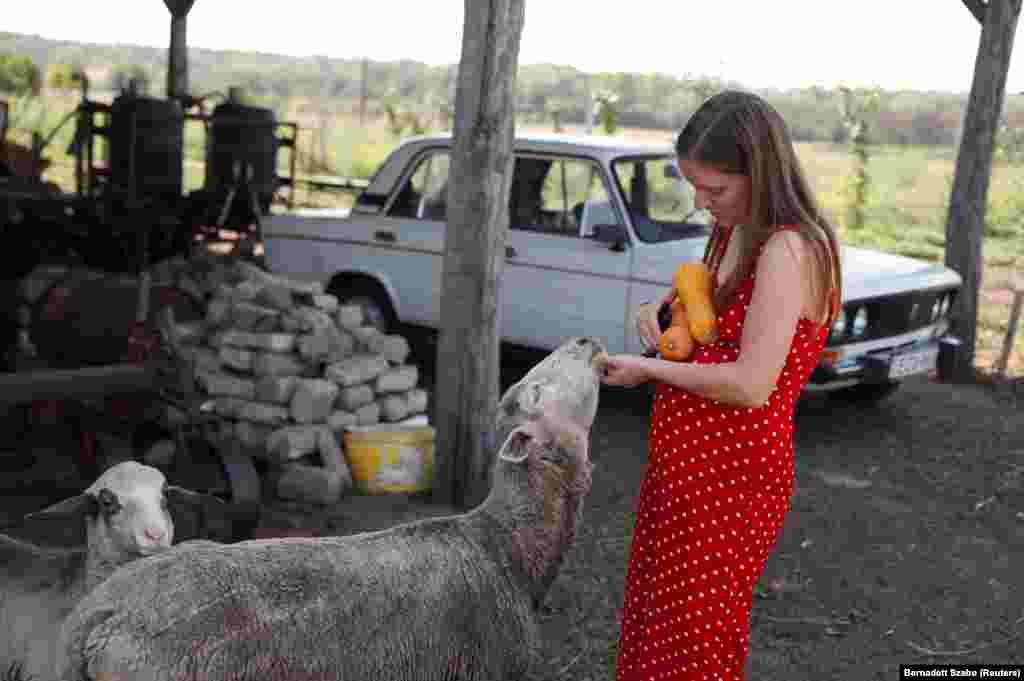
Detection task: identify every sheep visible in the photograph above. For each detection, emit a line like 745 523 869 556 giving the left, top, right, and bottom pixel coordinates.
2 461 221 681
56 336 609 681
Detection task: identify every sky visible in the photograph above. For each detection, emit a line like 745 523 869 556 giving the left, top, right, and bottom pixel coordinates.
5 1 1024 95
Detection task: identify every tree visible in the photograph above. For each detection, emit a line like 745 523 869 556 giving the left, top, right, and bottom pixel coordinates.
0 52 41 96
943 0 1022 382
431 0 526 509
46 62 81 92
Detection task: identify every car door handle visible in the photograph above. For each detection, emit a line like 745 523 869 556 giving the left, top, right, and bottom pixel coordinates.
374 230 396 243
505 245 517 259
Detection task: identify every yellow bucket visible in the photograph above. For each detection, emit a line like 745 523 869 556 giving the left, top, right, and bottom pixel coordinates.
342 425 435 494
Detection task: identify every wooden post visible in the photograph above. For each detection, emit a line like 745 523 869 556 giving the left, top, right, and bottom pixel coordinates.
994 288 1023 379
431 0 526 509
943 0 1022 382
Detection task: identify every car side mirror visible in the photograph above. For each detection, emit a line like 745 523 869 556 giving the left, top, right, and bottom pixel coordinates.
591 223 629 251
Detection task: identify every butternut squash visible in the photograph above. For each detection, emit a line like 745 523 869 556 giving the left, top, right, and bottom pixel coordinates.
657 297 695 361
658 324 694 362
673 262 719 345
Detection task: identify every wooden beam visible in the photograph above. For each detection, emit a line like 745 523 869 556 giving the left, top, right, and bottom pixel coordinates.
962 0 987 23
431 0 526 509
944 0 1022 381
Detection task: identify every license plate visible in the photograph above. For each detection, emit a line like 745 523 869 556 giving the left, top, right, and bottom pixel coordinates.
888 345 939 380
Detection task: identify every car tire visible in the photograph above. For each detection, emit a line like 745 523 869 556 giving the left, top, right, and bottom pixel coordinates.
328 279 396 334
828 380 901 404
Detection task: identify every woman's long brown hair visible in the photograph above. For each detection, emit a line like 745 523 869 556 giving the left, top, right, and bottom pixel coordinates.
679 90 842 326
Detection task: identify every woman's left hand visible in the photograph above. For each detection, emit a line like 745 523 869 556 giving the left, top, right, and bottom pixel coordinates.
599 354 651 387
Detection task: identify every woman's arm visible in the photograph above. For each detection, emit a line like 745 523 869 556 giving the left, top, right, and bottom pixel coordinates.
608 230 810 407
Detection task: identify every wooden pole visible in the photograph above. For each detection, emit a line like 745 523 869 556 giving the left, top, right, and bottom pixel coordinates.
431 0 526 509
943 0 1022 382
994 288 1023 379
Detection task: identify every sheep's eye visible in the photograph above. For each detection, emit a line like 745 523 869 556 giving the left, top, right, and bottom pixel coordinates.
96 489 121 514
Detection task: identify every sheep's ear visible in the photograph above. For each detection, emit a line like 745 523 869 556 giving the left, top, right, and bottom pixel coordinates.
497 427 531 464
23 493 99 522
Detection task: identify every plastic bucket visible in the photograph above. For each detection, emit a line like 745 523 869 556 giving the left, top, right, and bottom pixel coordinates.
342 425 435 494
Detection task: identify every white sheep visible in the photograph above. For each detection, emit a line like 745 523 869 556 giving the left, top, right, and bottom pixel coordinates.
56 336 608 681
1 461 220 681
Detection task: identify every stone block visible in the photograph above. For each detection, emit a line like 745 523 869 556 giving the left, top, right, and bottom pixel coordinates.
355 401 381 426
351 326 383 352
378 393 410 423
312 294 339 312
326 410 358 433
406 388 429 414
196 370 256 400
266 425 322 462
368 334 411 364
219 346 254 372
235 420 276 454
219 330 297 353
252 351 305 377
234 401 290 426
336 304 363 330
281 306 334 333
254 375 298 405
336 384 375 411
256 283 294 311
290 379 340 424
374 365 418 394
324 354 389 387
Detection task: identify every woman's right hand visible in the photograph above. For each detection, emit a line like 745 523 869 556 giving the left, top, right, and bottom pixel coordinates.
635 289 674 354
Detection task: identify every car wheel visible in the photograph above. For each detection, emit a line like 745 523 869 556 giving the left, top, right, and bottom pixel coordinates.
828 380 901 404
328 280 395 334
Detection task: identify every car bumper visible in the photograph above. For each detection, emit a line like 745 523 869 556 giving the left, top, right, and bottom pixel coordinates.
805 321 959 392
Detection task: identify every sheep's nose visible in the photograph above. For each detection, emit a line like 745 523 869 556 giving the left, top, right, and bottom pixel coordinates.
144 528 165 543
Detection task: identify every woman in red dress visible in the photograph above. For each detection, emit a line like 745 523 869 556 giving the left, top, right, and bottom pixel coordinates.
600 90 843 680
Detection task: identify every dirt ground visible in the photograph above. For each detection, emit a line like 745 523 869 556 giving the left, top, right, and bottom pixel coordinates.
1 335 1021 680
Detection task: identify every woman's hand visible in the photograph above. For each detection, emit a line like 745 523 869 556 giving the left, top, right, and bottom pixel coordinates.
635 289 675 353
599 354 652 388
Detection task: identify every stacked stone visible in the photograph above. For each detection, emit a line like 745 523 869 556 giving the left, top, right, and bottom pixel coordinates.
173 261 430 506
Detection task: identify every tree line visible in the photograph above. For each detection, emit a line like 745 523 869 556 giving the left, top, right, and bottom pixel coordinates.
3 29 1024 148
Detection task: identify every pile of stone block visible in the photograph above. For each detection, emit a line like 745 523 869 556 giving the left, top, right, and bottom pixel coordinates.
169 259 430 506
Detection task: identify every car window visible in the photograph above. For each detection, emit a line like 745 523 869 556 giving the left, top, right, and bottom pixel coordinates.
388 150 451 220
510 156 621 238
612 156 711 243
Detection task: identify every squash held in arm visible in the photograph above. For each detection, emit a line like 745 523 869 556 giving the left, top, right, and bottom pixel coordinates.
674 262 719 345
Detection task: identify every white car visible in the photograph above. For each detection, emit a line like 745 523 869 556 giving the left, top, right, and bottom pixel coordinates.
263 133 962 402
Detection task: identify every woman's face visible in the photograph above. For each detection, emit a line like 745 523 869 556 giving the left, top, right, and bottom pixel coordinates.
679 159 751 227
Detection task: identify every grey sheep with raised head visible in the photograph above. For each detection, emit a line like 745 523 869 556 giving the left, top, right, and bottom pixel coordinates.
56 336 609 681
1 461 219 681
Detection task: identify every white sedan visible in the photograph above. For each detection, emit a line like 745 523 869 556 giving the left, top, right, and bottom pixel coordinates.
263 133 962 403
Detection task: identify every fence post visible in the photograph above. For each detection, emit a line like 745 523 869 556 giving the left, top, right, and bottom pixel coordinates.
994 287 1023 379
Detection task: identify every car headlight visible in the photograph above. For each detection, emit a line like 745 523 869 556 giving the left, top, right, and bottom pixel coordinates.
939 293 951 318
851 306 868 337
932 298 942 321
830 308 847 340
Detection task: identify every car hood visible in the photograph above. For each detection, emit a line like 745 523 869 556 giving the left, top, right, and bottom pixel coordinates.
632 239 962 302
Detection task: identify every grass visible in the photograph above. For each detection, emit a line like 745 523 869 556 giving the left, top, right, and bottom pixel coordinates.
5 96 1022 377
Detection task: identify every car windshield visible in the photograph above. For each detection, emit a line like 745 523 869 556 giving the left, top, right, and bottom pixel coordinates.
611 155 712 243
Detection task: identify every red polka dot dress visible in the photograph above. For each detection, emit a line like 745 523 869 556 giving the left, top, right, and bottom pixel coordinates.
616 224 834 681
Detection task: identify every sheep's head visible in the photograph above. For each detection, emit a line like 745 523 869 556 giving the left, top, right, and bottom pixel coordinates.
491 337 606 584
24 461 221 563
495 336 607 448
